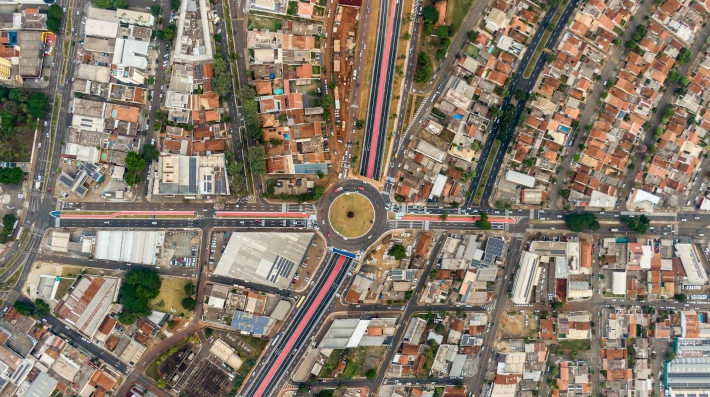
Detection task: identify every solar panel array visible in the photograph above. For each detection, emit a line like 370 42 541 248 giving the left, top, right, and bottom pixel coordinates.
483 237 505 264
266 256 295 284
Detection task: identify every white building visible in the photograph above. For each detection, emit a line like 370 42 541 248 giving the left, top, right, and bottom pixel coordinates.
510 251 540 305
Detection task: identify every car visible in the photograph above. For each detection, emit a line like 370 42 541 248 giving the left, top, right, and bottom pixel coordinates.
43 120 47 127
47 187 51 192
334 187 343 192
327 232 331 237
151 139 155 145
357 186 364 191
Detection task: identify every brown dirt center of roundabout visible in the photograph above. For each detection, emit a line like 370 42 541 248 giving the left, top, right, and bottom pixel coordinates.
328 193 375 238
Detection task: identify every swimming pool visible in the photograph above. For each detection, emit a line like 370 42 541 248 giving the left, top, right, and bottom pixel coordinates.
558 125 570 133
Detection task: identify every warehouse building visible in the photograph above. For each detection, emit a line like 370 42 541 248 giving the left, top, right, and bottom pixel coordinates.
56 276 118 338
94 230 163 265
214 232 313 288
665 356 710 389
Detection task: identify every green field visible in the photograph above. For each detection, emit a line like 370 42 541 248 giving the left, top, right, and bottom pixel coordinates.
473 140 500 205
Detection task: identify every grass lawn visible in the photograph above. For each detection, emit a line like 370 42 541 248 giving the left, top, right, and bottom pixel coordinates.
61 266 98 277
146 360 161 382
448 0 474 31
329 194 375 238
473 140 500 205
149 277 192 315
465 43 479 58
248 15 282 31
54 279 74 300
553 339 591 354
239 335 268 354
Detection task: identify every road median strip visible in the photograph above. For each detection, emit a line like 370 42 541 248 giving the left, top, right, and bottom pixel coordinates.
473 140 500 205
522 1 569 79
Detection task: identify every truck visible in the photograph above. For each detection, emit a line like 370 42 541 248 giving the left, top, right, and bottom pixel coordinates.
353 70 357 80
213 16 221 24
335 100 340 110
652 350 656 359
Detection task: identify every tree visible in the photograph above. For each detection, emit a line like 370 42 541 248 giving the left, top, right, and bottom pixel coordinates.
667 70 681 83
184 282 196 296
170 0 181 11
621 214 650 234
550 367 560 377
365 368 377 380
2 213 16 235
559 189 571 199
141 144 160 162
181 297 196 310
475 211 491 230
389 243 406 260
321 95 335 111
402 32 411 40
13 301 33 316
677 48 692 65
422 5 439 23
298 385 309 394
212 58 232 96
150 4 161 16
564 213 600 232
467 31 478 42
162 26 175 42
46 16 61 33
124 151 147 186
355 119 365 130
439 213 448 221
515 89 527 101
156 378 167 388
246 145 267 175
34 299 50 316
436 25 449 39
0 167 24 185
118 269 162 324
551 299 564 309
674 293 687 303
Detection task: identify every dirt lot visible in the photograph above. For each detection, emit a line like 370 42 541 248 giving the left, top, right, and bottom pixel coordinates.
183 359 233 397
499 312 538 338
360 231 418 281
333 5 361 175
319 346 386 379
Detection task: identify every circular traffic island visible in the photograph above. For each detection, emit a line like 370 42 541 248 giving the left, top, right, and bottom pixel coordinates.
328 193 375 238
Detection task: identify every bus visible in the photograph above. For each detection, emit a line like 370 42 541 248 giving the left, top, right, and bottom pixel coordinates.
15 227 24 240
296 296 305 308
270 334 280 346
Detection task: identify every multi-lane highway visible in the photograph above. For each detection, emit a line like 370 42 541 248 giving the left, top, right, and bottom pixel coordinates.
359 0 404 180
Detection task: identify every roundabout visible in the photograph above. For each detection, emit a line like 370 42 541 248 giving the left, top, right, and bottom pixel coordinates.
328 193 375 238
318 179 389 250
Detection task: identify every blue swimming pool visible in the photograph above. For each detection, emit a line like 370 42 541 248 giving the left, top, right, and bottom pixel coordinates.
559 126 570 133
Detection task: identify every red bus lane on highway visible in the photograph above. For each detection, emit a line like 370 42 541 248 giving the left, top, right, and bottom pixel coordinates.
253 255 347 397
366 0 398 178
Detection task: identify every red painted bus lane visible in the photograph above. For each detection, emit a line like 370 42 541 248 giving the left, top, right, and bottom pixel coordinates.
253 255 346 396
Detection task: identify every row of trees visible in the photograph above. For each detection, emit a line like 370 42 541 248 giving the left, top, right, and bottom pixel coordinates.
413 52 433 83
13 299 50 317
46 4 63 33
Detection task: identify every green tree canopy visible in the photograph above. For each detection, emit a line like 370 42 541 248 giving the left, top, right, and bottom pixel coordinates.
184 282 196 296
389 243 407 260
475 211 491 230
0 167 24 185
118 269 162 324
621 214 650 234
436 25 449 39
365 368 377 380
246 145 266 175
181 297 196 310
13 301 33 316
150 5 161 16
141 144 160 162
422 5 439 23
564 213 600 232
34 299 50 316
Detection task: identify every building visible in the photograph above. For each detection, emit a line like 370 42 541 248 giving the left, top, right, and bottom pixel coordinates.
151 154 229 197
665 356 710 389
510 251 540 304
209 339 243 370
214 232 313 289
55 276 118 337
94 230 163 265
676 244 708 285
505 170 536 188
319 318 397 349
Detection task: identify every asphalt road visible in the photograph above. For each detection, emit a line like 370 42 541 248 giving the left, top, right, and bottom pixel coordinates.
464 0 580 208
240 254 355 397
